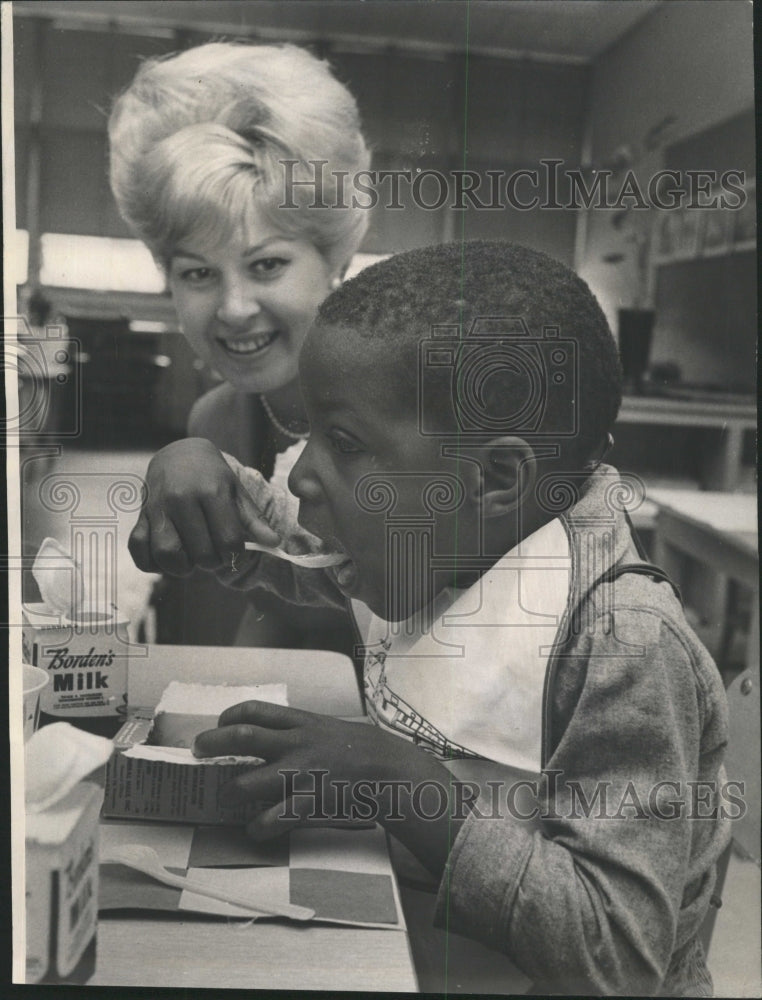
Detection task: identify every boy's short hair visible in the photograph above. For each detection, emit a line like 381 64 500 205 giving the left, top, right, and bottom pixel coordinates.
108 42 370 270
316 241 622 470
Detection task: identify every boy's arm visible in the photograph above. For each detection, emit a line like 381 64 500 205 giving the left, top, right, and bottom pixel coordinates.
434 607 730 995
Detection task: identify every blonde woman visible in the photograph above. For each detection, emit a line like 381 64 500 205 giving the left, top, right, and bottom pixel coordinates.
109 42 370 648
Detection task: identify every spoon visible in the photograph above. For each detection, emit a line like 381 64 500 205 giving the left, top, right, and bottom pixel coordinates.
243 541 344 568
101 844 314 922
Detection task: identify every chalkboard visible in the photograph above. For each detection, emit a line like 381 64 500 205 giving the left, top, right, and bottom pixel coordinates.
649 110 756 394
651 250 756 393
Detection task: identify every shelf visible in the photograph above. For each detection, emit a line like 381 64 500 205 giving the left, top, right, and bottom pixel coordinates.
614 395 756 493
618 394 756 428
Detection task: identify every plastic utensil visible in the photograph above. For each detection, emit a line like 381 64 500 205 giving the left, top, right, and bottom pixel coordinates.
243 541 343 568
101 844 314 921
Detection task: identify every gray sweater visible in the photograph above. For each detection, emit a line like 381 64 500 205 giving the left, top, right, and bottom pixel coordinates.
434 469 730 995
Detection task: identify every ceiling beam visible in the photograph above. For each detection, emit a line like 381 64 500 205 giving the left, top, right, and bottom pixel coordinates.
11 1 594 65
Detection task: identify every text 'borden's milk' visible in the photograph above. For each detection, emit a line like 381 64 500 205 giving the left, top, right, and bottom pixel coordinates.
23 603 131 738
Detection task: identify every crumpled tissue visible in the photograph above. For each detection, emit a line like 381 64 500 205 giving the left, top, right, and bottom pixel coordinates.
25 722 113 813
31 537 84 618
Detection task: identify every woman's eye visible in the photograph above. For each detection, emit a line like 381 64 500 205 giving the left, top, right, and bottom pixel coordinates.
176 266 214 285
250 257 289 277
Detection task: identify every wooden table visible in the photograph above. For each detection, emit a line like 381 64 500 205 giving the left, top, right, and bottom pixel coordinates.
649 490 758 588
90 644 418 990
93 902 418 991
87 644 533 992
125 642 364 716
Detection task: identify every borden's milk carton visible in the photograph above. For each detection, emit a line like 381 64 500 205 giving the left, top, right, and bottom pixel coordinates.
24 538 132 737
23 603 131 738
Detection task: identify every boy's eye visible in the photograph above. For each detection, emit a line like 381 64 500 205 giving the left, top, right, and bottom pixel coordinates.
329 430 363 455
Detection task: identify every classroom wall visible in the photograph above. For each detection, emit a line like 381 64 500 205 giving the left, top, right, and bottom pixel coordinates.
577 0 755 327
335 49 587 262
13 15 587 275
12 11 587 442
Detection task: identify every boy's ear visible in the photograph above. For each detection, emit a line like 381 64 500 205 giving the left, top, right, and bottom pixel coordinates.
475 436 537 518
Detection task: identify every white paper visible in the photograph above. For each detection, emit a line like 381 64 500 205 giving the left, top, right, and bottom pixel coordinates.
122 744 264 766
99 821 195 870
154 681 287 716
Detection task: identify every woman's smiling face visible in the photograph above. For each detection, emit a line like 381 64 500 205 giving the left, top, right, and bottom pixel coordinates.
168 212 336 393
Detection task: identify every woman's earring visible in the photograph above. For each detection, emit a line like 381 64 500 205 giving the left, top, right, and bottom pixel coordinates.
330 277 342 290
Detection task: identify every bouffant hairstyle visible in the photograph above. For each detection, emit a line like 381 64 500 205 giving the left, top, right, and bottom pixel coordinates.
316 241 622 470
108 42 370 270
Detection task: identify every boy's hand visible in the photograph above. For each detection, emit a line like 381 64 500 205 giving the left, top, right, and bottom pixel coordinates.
192 701 403 834
192 701 462 873
129 438 281 576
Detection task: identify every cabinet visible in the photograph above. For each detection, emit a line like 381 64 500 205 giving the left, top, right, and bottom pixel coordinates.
64 317 202 447
613 394 756 493
614 397 757 667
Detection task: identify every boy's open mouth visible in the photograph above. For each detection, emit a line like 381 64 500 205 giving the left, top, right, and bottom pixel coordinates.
298 525 356 591
218 330 278 357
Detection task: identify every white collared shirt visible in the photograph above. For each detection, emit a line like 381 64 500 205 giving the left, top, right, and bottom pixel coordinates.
355 517 572 775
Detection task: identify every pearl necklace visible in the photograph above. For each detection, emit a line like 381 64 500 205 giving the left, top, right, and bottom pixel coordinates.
259 394 309 440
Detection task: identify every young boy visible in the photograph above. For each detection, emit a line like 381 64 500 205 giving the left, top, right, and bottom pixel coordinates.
190 242 730 995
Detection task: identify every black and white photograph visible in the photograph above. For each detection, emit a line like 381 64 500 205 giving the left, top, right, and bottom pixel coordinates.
733 178 757 251
701 203 733 258
4 1 758 995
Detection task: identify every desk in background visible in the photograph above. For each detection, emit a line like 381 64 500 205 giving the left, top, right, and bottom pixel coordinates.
615 395 756 491
650 491 759 864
